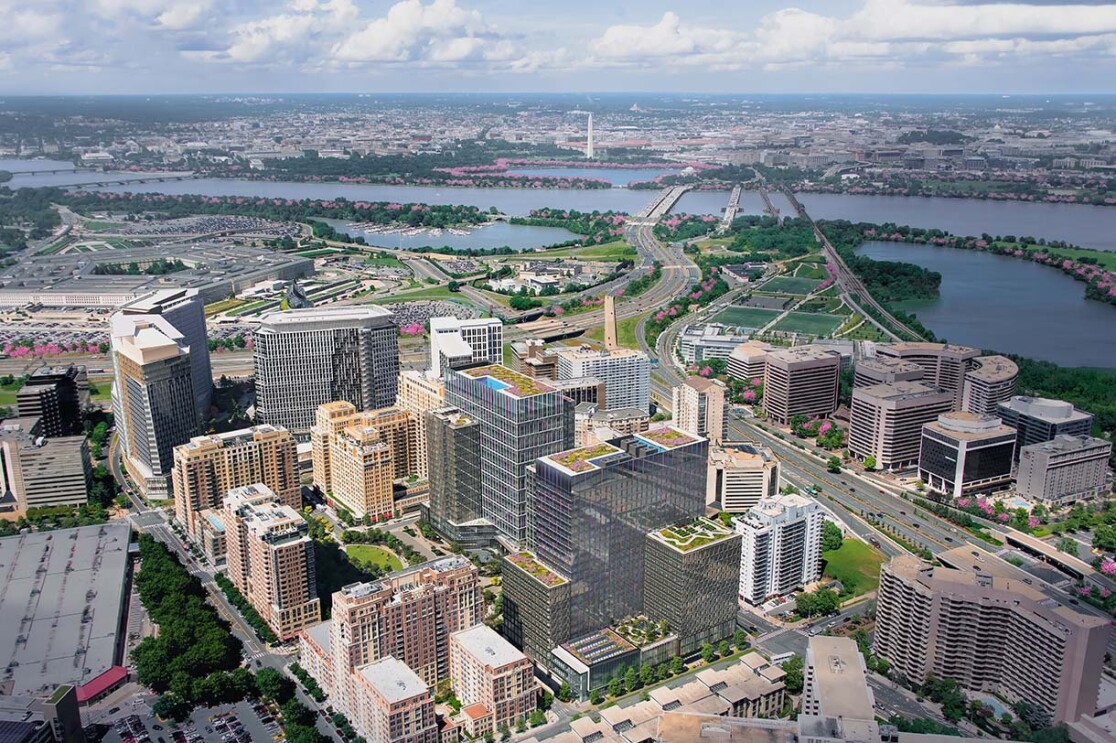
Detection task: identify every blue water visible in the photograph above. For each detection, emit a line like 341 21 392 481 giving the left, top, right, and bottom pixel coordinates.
482 377 509 391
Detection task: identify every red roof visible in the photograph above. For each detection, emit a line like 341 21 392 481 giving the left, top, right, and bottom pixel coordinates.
462 703 491 720
76 666 128 703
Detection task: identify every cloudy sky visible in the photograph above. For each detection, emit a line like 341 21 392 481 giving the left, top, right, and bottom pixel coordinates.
2 0 1116 94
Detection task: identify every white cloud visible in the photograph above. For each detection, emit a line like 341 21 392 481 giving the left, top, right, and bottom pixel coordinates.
90 0 212 29
0 1 65 45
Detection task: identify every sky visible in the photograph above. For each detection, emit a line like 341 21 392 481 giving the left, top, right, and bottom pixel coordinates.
2 0 1116 94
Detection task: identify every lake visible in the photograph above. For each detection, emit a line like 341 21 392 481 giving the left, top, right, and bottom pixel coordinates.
856 241 1116 368
320 218 580 252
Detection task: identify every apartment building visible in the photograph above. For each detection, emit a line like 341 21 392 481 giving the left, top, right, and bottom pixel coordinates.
961 355 1018 416
449 625 536 733
875 342 980 408
706 444 781 513
762 346 840 425
396 370 446 481
672 376 727 444
918 412 1016 499
352 657 438 743
1016 435 1113 505
254 307 399 436
727 340 772 382
0 417 91 510
997 396 1094 460
734 493 824 605
573 404 649 447
554 344 650 412
848 382 954 469
223 484 321 641
428 317 503 378
17 364 86 436
509 339 558 379
874 553 1108 723
110 313 197 498
172 425 299 540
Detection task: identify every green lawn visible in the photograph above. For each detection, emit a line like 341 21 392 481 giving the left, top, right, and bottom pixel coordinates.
709 306 781 329
502 343 515 366
508 240 636 262
0 389 17 409
346 544 403 572
583 311 647 349
995 242 1116 271
363 253 406 268
771 312 846 336
88 376 114 406
822 539 885 598
760 276 823 295
204 298 249 317
367 285 462 304
792 262 829 279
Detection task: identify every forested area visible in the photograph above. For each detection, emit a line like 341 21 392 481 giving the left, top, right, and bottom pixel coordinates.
0 186 63 250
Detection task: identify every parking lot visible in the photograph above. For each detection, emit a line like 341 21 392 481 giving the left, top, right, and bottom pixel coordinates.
98 700 284 743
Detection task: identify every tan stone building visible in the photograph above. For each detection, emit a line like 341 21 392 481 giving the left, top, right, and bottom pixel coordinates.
449 625 536 732
672 376 727 444
352 657 438 743
848 381 954 469
396 370 446 481
762 345 841 425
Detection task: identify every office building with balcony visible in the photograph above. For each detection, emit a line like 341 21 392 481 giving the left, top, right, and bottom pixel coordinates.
962 355 1018 416
445 365 573 548
425 407 493 547
110 313 197 498
997 396 1094 460
352 657 438 743
0 417 90 510
429 317 503 378
734 493 824 605
254 306 399 436
223 484 321 640
672 376 727 444
918 412 1016 499
554 344 650 412
848 382 954 470
16 364 86 436
706 444 781 513
727 340 773 383
1016 435 1113 506
449 625 536 733
875 342 980 408
644 518 742 655
874 553 1108 723
762 346 841 425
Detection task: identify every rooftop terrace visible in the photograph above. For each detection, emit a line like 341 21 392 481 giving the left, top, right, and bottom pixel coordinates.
460 364 554 398
652 517 735 553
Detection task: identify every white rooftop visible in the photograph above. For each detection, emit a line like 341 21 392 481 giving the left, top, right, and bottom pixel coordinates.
452 624 527 669
360 656 429 704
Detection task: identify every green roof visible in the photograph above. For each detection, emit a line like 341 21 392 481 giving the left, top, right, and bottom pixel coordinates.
653 517 735 552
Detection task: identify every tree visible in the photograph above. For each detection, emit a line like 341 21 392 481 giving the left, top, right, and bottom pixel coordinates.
656 662 670 681
700 643 716 663
556 682 572 702
528 710 546 727
639 665 655 687
499 722 511 741
718 639 731 658
796 587 840 617
607 677 621 698
623 666 639 694
589 688 602 705
1055 537 1079 557
733 629 748 650
515 717 527 733
827 456 842 473
152 694 191 722
538 689 554 711
781 655 804 694
670 656 686 676
863 455 877 471
448 280 461 292
821 520 844 553
256 667 294 703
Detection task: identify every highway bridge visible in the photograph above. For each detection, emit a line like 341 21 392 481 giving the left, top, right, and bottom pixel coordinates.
719 185 742 232
80 174 199 187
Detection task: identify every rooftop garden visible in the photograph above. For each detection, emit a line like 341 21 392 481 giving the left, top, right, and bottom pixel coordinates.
549 443 622 473
613 616 671 647
462 364 553 397
506 552 567 587
638 427 700 449
657 518 733 552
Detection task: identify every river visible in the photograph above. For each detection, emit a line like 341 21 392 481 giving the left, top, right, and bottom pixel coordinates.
855 241 1116 368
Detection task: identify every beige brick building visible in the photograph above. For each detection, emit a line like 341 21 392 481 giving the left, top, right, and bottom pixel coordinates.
449 625 536 732
352 657 438 743
396 370 446 481
762 346 841 425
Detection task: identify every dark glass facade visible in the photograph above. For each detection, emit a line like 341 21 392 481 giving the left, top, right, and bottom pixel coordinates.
425 407 484 544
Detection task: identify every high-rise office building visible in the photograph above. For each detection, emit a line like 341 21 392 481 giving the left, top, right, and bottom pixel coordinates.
352 657 438 743
16 365 86 436
121 288 213 415
706 445 780 513
449 625 536 733
1016 435 1113 506
672 376 727 444
727 340 772 383
762 346 840 425
644 517 742 656
297 556 482 718
428 317 503 378
504 426 708 663
997 396 1094 460
444 365 573 548
396 370 446 481
254 307 399 436
172 425 299 539
734 493 823 605
0 417 91 510
848 382 954 470
852 357 923 389
875 553 1108 723
961 355 1018 416
111 313 197 498
554 345 650 412
222 484 321 640
425 407 490 546
918 412 1016 499
875 342 980 408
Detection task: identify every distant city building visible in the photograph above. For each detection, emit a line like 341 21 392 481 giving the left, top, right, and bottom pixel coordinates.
425 407 491 547
16 364 86 436
504 427 709 664
727 340 773 383
875 342 980 408
672 376 727 444
852 357 923 389
222 484 320 640
706 444 780 513
445 365 573 548
110 313 197 498
1016 435 1113 506
352 657 438 743
396 370 446 481
734 493 823 605
918 412 1016 498
875 552 1108 723
254 306 399 436
0 417 90 510
555 344 650 412
121 288 213 415
644 517 742 656
172 425 299 542
763 345 841 425
428 317 503 378
997 396 1094 460
449 625 536 734
961 355 1018 416
848 382 954 470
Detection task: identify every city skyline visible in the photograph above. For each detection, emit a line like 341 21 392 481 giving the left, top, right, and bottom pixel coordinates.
3 1 1116 95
